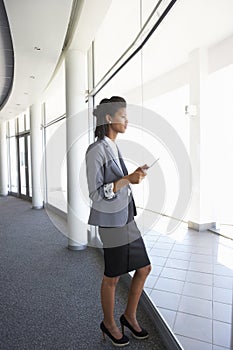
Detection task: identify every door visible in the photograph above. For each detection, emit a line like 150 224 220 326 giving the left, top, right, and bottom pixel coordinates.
17 134 31 198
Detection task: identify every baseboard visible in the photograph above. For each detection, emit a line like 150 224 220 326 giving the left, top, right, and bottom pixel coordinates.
188 221 216 232
44 202 67 221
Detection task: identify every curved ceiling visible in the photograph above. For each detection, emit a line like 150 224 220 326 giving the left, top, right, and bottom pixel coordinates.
0 0 14 110
0 0 74 121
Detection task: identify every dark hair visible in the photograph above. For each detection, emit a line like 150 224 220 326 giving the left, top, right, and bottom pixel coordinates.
93 96 126 139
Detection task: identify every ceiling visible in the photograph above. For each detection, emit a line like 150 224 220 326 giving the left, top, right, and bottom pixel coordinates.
0 0 73 120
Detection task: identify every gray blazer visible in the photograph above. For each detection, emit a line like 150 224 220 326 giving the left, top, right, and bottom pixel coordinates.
85 138 136 227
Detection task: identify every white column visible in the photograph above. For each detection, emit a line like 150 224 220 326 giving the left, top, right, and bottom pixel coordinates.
0 121 8 196
188 48 217 231
30 103 43 209
65 49 88 250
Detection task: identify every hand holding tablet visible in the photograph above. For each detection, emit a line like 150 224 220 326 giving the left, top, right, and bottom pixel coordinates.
140 158 160 173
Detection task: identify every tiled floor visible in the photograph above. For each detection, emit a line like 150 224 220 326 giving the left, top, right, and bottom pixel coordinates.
139 215 233 350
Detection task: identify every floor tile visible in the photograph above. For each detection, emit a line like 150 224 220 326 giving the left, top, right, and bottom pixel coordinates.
165 258 189 270
175 334 212 350
213 287 232 304
181 238 213 248
169 251 191 261
190 253 213 263
214 264 233 277
144 241 155 248
214 275 233 289
149 256 167 267
154 277 184 294
147 225 233 350
144 275 157 289
157 307 177 329
150 265 163 276
173 312 212 342
149 248 171 257
182 282 212 300
143 235 158 242
178 295 212 318
213 320 231 348
173 244 193 252
186 270 213 286
213 302 232 323
153 242 174 250
189 261 213 273
216 236 233 248
213 345 231 350
150 289 181 311
157 235 174 243
190 246 213 255
144 287 152 296
213 246 233 267
160 267 187 281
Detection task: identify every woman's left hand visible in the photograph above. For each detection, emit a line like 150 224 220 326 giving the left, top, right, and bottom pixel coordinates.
136 164 149 174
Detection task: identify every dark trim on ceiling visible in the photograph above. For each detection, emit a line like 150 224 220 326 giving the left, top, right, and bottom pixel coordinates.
0 0 14 111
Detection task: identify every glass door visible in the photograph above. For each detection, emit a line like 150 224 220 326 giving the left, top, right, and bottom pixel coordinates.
17 134 31 198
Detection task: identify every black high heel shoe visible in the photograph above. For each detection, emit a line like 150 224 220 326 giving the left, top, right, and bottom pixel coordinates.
100 321 130 347
120 314 149 340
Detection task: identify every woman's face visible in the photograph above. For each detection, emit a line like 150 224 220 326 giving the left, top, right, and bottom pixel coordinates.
108 107 128 134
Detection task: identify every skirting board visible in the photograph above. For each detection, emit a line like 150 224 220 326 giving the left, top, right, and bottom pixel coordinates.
188 221 216 232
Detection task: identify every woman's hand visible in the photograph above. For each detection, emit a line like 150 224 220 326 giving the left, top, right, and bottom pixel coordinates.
113 164 148 192
135 164 150 174
127 165 148 184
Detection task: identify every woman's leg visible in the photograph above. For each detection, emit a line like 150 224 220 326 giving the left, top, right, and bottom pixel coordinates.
124 265 151 331
101 275 123 339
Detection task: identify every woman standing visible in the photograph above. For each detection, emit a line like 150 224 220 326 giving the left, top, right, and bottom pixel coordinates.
85 96 151 347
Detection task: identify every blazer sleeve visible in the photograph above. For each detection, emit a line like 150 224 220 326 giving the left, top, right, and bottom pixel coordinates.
85 143 118 203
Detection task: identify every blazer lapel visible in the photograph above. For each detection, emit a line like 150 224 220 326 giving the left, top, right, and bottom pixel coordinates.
117 147 128 176
101 139 124 175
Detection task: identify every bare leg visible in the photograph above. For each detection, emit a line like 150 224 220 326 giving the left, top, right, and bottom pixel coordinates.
101 275 122 339
124 265 151 331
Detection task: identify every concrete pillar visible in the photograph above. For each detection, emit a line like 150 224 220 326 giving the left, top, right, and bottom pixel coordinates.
65 49 88 250
188 48 217 231
0 121 8 196
30 103 43 209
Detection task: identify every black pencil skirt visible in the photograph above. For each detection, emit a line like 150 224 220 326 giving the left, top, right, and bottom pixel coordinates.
98 217 151 278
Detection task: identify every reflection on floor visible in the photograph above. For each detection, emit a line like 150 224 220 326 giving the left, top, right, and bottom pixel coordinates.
137 214 233 350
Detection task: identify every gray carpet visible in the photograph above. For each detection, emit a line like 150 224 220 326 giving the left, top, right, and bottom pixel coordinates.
0 196 166 350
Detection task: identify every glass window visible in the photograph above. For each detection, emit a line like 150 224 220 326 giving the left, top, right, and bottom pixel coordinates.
9 119 16 136
45 118 67 212
19 137 26 195
18 114 25 132
25 109 30 130
206 64 233 233
44 62 66 123
94 0 141 84
9 137 18 193
27 135 32 197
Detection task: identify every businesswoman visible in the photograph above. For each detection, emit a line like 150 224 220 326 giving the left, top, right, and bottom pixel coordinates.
85 96 151 347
